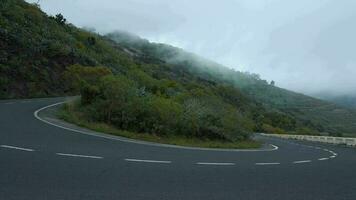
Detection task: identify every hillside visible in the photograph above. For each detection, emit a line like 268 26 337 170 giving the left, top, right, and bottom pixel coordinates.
1 0 356 141
0 0 132 98
107 31 356 136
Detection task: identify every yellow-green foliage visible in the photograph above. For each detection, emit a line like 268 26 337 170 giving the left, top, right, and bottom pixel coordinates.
63 64 112 92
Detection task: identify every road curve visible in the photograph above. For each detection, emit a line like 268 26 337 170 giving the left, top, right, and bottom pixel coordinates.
1 97 356 200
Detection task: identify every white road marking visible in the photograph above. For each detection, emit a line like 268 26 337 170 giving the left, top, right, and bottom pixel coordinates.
255 162 280 165
125 158 171 164
4 102 14 105
318 158 329 161
330 155 336 158
196 162 235 166
293 160 311 164
0 145 35 152
270 144 279 150
56 153 103 159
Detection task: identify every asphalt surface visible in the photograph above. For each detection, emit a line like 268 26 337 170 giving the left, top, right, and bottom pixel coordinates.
1 97 356 200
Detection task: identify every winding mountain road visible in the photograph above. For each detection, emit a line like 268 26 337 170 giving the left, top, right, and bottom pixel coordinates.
1 98 356 200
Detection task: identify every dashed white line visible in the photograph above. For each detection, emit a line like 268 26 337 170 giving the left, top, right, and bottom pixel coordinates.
56 153 103 159
330 155 336 158
318 158 329 161
4 102 14 105
255 162 280 165
293 160 311 164
0 145 35 152
125 158 171 164
196 162 235 166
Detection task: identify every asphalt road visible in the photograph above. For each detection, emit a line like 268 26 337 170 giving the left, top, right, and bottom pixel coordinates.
1 97 356 200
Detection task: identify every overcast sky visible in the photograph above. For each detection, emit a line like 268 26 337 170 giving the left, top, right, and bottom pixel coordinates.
28 0 356 97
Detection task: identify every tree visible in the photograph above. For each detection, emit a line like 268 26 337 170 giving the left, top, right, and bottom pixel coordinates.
87 36 96 46
54 13 66 25
270 80 275 86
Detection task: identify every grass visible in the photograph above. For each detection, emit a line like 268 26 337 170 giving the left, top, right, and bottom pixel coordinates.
57 102 261 149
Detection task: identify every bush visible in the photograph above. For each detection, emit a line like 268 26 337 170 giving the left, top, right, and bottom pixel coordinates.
261 124 287 135
80 83 99 105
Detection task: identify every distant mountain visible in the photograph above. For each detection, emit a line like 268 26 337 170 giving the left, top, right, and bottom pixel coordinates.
1 0 356 137
319 95 356 109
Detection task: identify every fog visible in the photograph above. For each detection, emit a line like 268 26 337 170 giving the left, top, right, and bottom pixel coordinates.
28 0 356 97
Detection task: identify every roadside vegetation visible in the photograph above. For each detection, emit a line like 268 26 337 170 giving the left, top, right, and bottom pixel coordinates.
58 100 261 149
59 64 266 147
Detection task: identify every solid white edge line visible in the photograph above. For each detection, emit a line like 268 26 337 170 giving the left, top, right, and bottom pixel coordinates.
318 158 329 161
34 101 280 152
196 162 235 166
255 162 280 165
125 158 171 163
56 153 103 159
293 160 311 164
0 145 35 152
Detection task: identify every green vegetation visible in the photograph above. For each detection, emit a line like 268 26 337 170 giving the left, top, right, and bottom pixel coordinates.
0 0 131 98
61 64 261 144
1 0 356 146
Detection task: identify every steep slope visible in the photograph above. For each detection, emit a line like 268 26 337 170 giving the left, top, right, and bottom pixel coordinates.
107 31 356 136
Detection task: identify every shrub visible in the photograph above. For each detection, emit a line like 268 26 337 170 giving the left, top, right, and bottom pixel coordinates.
63 64 112 93
80 83 99 105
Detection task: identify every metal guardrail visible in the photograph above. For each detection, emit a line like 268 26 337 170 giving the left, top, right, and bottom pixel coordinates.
262 133 356 147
